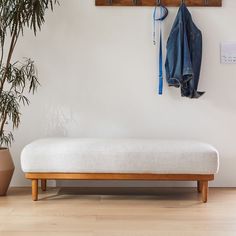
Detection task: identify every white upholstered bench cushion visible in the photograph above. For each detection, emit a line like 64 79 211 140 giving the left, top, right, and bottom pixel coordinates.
21 138 219 174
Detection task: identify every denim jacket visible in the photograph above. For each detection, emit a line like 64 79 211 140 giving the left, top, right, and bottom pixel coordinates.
165 4 205 98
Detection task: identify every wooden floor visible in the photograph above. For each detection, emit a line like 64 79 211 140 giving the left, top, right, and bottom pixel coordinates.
0 187 236 236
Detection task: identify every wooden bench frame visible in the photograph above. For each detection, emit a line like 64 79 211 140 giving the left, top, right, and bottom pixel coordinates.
25 173 214 203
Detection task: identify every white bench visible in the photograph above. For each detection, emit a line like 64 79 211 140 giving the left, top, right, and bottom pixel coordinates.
21 138 219 202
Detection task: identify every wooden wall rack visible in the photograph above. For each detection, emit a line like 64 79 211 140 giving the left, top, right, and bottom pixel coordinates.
95 0 222 7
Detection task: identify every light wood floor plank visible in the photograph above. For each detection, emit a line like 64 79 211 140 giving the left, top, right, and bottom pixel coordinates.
0 187 236 235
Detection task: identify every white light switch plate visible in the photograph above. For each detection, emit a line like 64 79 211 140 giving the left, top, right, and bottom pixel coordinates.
221 42 236 64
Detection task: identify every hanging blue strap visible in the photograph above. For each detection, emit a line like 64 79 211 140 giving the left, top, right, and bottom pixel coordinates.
158 15 163 95
153 5 168 95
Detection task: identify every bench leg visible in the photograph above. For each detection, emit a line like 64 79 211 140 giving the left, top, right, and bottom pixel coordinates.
197 180 203 193
201 181 208 203
32 179 38 201
41 179 47 191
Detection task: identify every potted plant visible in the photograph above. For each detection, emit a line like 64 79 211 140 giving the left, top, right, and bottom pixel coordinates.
0 0 58 196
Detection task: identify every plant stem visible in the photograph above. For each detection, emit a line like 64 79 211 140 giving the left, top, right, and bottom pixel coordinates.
0 26 19 94
0 111 7 137
0 26 20 143
0 40 4 68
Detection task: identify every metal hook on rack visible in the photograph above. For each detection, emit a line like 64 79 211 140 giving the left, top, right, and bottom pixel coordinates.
107 0 112 5
156 0 161 6
205 0 209 5
181 0 185 4
133 0 138 5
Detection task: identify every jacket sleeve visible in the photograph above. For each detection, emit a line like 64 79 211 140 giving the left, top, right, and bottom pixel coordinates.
165 21 193 87
182 23 194 82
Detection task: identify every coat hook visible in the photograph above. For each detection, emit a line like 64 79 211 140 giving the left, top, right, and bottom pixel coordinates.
181 0 185 4
107 0 112 5
205 0 209 5
133 0 138 5
156 0 161 6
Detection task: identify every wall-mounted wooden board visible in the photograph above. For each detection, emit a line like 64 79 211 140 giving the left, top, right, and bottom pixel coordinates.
95 0 222 7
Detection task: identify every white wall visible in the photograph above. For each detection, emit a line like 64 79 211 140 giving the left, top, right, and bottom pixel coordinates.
10 0 236 187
